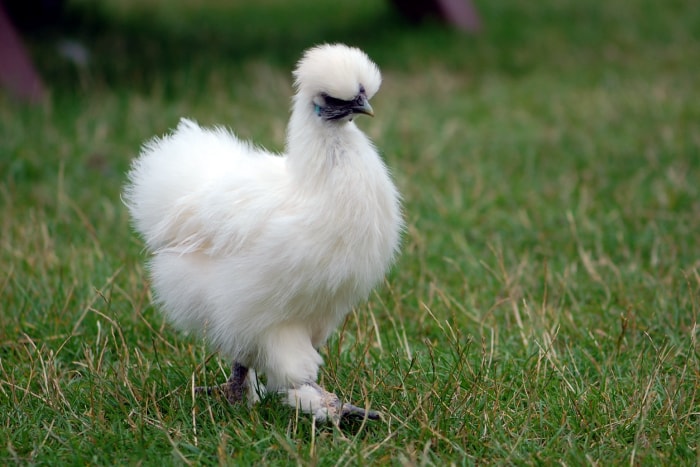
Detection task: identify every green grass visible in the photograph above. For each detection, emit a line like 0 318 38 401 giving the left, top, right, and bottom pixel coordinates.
2 0 699 464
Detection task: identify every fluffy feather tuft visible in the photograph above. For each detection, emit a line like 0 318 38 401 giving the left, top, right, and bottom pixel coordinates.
293 43 381 101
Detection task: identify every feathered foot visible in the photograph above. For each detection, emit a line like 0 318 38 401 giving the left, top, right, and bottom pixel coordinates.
286 382 381 424
195 362 249 404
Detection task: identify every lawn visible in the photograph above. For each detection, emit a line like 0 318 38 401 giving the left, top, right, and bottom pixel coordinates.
1 0 699 464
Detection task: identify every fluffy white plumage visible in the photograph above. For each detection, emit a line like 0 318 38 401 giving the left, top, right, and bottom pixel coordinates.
124 44 402 422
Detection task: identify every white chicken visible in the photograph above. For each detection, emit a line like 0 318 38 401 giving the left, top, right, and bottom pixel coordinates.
124 44 402 422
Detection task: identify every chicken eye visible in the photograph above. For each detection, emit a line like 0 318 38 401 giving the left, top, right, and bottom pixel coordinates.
323 95 350 107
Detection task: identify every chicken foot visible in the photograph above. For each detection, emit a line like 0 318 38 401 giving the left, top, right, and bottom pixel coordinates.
195 362 249 404
285 381 381 423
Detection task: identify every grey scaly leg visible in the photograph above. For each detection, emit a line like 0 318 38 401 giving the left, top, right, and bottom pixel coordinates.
195 362 249 403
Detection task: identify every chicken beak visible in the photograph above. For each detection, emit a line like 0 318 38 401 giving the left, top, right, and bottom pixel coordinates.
352 96 374 117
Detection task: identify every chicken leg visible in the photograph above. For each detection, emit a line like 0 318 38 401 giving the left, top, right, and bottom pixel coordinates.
195 362 249 404
262 326 382 423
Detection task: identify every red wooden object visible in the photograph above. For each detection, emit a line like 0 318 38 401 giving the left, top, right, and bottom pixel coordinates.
0 2 46 103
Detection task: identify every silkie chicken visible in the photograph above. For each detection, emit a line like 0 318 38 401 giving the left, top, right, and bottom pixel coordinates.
124 44 402 423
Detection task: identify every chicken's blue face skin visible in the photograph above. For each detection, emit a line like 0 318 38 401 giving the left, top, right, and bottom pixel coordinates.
313 87 374 122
